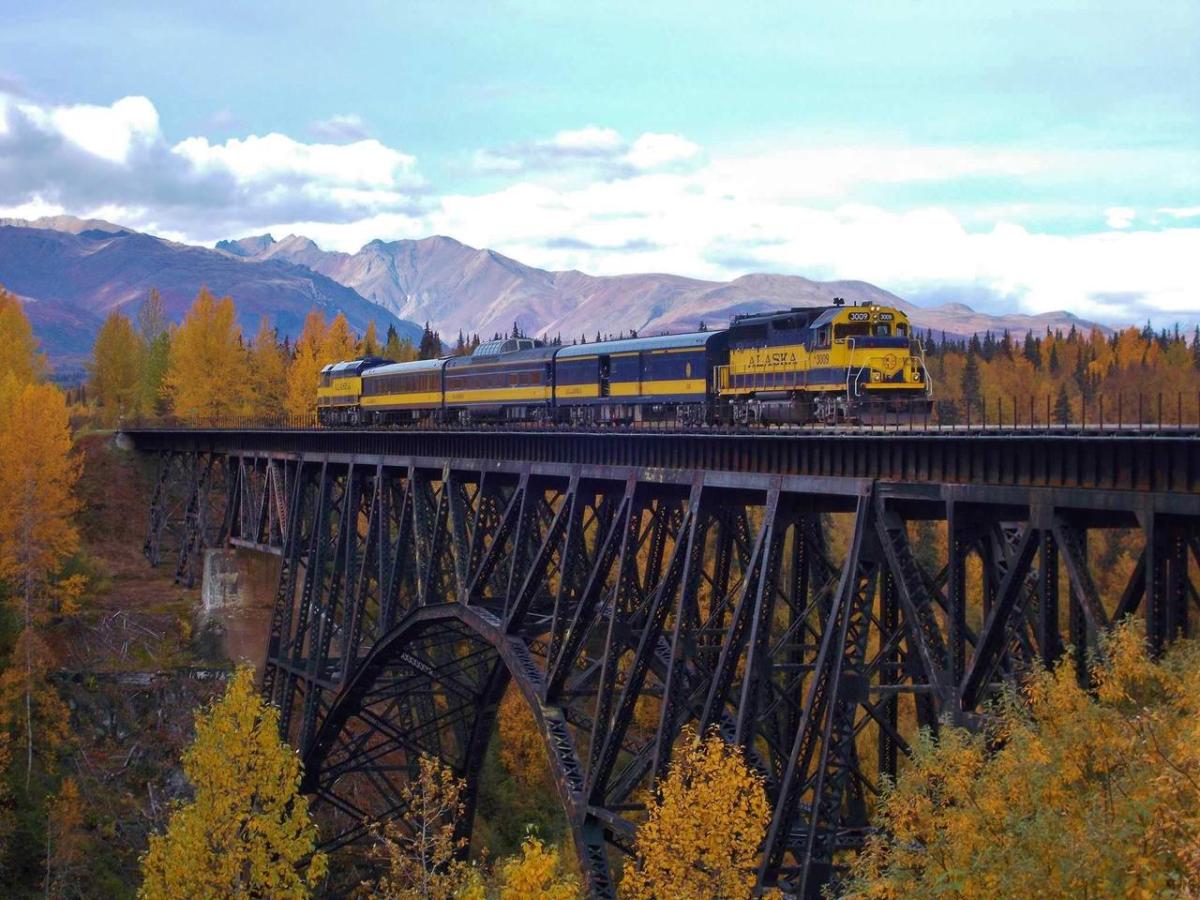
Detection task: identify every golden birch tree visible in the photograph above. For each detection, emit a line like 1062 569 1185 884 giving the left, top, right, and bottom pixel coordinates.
248 316 288 419
360 320 381 356
139 667 327 899
284 311 327 419
845 621 1200 899
0 287 45 384
321 312 358 364
496 835 580 899
364 754 478 900
89 309 145 423
0 377 81 788
622 727 772 900
45 775 86 898
497 688 547 788
162 288 250 422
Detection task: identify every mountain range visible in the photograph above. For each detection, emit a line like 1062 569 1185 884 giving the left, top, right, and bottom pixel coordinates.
217 232 1105 345
0 219 421 369
0 216 1107 373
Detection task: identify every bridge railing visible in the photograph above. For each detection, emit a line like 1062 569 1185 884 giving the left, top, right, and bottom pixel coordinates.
117 391 1200 434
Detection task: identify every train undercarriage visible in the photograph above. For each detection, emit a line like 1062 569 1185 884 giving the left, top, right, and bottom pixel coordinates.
320 390 933 429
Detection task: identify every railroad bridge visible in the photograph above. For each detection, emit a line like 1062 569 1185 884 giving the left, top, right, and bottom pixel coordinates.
124 426 1200 897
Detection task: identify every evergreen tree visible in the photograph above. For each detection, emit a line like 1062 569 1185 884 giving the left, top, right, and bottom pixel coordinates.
1023 331 1040 368
961 351 982 408
418 323 441 360
383 323 403 360
1055 383 1071 425
137 288 171 415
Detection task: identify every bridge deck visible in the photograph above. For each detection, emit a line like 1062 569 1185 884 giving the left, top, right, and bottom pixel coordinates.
123 427 1200 495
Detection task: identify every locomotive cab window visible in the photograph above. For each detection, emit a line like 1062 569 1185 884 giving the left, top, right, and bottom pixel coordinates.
896 323 909 337
815 327 831 348
873 323 891 336
833 322 870 340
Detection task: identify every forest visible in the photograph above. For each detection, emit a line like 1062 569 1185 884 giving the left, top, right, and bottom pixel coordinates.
2 283 1200 897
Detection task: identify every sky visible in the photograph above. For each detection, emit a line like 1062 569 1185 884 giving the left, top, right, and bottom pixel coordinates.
0 0 1197 325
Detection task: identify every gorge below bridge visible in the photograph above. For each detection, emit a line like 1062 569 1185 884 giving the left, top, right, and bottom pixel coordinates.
122 425 1200 898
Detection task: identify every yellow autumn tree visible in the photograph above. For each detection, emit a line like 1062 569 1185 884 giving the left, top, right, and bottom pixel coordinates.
845 620 1200 899
285 311 327 419
46 775 87 897
622 727 772 900
0 377 82 787
162 288 250 423
139 667 327 899
497 688 547 788
321 312 358 364
496 834 580 899
365 754 479 900
0 286 45 384
360 320 381 356
248 316 288 419
0 628 72 790
89 309 145 423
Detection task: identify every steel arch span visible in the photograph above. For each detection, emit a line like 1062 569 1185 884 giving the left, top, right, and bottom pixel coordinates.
136 443 1200 898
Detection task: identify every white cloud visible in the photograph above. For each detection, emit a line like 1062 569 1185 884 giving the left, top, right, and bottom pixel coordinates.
0 91 426 239
547 126 623 153
1105 206 1135 228
20 94 159 163
471 126 702 176
1159 206 1200 219
308 113 369 142
171 133 416 188
624 132 699 169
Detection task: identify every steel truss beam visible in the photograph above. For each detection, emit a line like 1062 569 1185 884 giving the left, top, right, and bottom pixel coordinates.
141 448 1200 897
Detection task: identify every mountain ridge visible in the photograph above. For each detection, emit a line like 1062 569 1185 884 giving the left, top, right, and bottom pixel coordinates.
0 223 422 368
0 216 1112 374
217 230 1109 343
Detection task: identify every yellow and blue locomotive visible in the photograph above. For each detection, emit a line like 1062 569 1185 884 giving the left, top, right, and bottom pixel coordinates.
315 301 931 427
719 302 930 423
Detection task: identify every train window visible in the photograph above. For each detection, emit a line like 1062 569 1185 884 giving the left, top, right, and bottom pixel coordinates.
815 327 831 348
896 323 909 337
736 324 769 343
834 323 870 339
873 323 890 336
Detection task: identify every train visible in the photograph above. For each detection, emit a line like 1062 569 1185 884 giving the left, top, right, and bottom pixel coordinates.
316 301 932 427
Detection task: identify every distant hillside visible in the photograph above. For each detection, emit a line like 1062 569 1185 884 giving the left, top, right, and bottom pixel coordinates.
219 232 1109 342
0 222 422 367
